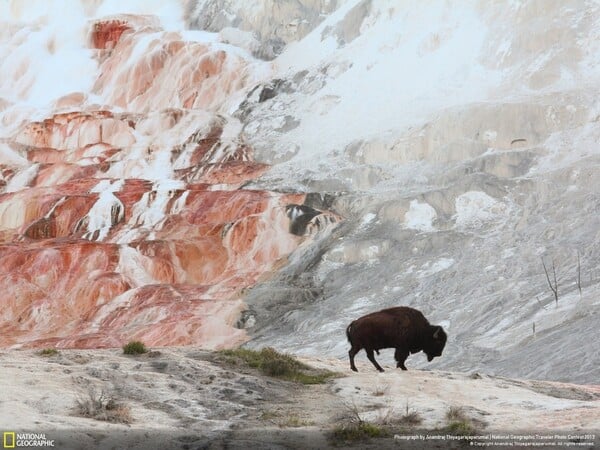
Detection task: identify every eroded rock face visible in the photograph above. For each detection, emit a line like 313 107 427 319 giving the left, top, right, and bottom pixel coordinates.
184 0 340 59
8 1 598 386
0 13 340 349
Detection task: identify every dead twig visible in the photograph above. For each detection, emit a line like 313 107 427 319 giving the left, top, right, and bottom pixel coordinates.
542 258 558 306
577 250 582 299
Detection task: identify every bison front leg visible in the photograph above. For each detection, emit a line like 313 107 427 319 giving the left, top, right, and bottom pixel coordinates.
349 346 360 372
365 349 384 372
394 348 409 371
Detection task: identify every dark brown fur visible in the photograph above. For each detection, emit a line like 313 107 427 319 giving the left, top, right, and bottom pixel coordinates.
346 306 447 372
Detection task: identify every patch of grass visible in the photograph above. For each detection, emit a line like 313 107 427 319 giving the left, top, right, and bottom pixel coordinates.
398 410 423 426
396 400 423 427
220 347 304 371
445 420 476 435
74 386 132 424
289 371 336 385
444 406 476 436
446 406 467 422
330 400 389 444
122 340 148 355
38 348 59 357
217 347 338 384
332 422 387 442
279 415 314 428
259 410 279 421
374 401 423 428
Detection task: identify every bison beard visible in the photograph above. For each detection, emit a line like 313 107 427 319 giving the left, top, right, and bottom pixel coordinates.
346 306 447 372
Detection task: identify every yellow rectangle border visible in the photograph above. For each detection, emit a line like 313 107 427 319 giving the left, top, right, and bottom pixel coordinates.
3 432 15 449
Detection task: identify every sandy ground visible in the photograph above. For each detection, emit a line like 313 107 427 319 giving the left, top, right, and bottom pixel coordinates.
0 348 598 449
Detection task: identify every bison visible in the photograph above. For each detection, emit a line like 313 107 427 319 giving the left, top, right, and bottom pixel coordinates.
346 306 447 372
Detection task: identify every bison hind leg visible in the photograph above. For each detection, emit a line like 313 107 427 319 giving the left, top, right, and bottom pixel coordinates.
349 346 360 372
365 349 384 372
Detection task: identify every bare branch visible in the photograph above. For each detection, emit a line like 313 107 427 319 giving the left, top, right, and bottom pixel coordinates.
552 260 558 303
577 250 582 299
542 257 558 306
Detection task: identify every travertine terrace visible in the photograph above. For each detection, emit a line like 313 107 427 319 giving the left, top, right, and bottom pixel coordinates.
1 1 600 447
0 4 339 349
1 0 599 387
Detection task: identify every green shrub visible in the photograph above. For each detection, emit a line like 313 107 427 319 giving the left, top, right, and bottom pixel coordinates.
263 357 290 376
218 347 337 384
332 422 386 442
38 348 59 357
445 420 476 435
122 340 148 355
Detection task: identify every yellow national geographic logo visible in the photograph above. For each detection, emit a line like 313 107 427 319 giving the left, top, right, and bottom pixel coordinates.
3 432 15 449
2 432 54 448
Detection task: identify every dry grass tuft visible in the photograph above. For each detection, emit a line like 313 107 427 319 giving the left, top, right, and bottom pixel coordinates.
74 386 132 424
444 406 477 435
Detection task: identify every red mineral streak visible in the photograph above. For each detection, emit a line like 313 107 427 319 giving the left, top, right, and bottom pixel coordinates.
184 161 271 185
93 31 249 112
28 144 120 165
23 195 96 239
0 17 340 350
0 161 316 348
59 285 246 349
27 147 65 164
53 92 86 110
188 124 224 165
0 176 312 348
33 163 100 187
0 167 15 190
88 15 160 60
91 20 132 50
0 241 124 347
0 179 100 237
16 111 135 150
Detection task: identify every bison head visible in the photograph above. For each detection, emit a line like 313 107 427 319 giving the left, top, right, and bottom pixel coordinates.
424 325 447 362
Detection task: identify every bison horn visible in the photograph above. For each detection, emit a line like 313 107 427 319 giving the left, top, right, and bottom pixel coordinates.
433 326 441 339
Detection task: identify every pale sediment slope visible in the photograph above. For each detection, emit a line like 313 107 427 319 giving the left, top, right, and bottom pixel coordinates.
236 0 600 385
0 349 598 449
1 0 600 393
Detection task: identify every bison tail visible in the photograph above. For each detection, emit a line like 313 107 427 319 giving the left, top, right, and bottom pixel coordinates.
346 323 353 344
